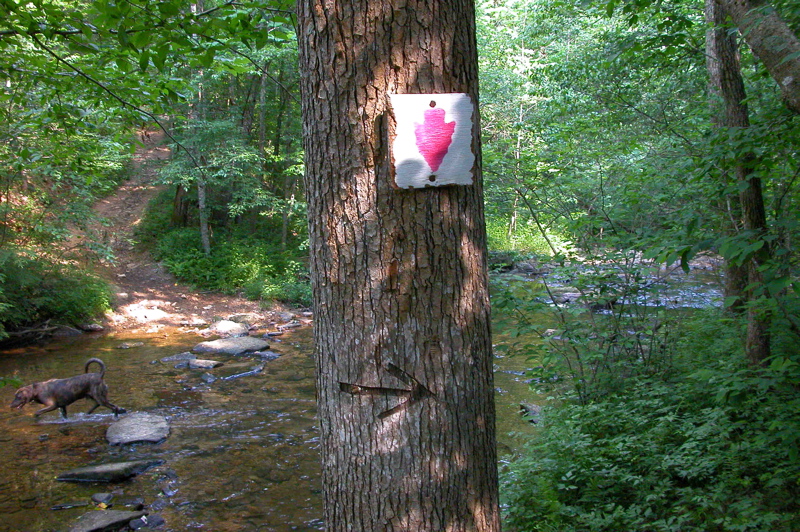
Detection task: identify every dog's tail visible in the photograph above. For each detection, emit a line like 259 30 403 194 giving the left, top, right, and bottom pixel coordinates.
85 358 106 377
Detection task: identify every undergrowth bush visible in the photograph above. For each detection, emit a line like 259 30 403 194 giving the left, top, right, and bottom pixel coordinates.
0 249 112 338
501 310 800 532
151 228 311 307
486 217 570 256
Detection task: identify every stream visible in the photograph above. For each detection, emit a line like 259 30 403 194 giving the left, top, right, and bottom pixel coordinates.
0 321 537 531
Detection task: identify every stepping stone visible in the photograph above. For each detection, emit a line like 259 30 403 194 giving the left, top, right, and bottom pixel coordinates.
209 319 249 336
188 359 223 369
130 514 166 530
68 509 147 532
193 336 268 355
116 341 144 349
57 460 163 483
252 350 282 361
160 352 195 363
228 313 263 324
106 413 170 445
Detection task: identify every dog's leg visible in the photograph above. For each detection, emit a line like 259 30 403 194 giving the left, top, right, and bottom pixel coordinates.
34 404 60 417
89 382 125 417
59 406 68 419
101 400 125 417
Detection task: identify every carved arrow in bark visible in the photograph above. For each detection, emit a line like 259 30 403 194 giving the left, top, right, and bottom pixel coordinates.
339 363 435 419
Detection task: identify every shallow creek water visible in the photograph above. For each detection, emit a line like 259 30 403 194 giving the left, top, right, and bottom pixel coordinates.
0 320 538 531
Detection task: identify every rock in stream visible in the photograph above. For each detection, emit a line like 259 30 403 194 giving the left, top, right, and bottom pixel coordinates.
106 413 170 445
68 509 147 532
57 459 163 483
193 336 269 355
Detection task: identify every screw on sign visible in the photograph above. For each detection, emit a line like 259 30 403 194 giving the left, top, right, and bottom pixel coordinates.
390 93 475 189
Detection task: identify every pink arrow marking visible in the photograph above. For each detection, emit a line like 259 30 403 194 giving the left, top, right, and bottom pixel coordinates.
414 107 456 172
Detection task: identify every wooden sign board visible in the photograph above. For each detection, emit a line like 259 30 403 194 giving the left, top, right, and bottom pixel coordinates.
390 93 475 189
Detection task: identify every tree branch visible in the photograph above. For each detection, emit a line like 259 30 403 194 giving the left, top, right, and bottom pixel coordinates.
27 33 204 171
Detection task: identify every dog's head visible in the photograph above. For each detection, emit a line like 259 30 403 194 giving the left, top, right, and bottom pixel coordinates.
10 385 35 409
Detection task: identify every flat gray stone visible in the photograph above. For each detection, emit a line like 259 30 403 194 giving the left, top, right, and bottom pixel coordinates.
252 350 282 361
160 352 196 363
189 359 224 369
106 413 170 445
58 460 163 483
227 313 263 324
193 336 268 355
69 509 147 532
209 319 249 336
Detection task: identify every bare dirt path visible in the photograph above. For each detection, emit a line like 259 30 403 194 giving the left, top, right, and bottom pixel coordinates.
96 131 284 333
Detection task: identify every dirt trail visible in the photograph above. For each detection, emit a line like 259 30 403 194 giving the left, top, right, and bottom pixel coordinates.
96 131 282 333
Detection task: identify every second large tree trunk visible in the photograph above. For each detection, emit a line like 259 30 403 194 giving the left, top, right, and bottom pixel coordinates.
706 0 772 364
715 0 800 115
297 0 500 530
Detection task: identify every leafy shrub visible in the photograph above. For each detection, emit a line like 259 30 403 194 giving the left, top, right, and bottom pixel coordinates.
501 312 800 532
0 249 112 334
493 254 681 404
486 217 566 255
133 188 176 249
152 228 311 307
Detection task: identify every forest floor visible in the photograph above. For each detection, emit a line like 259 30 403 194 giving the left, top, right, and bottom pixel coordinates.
92 131 291 334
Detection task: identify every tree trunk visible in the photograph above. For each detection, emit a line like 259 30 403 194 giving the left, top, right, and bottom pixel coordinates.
297 1 500 530
706 0 748 308
706 0 772 364
258 60 270 167
171 184 190 227
197 174 211 255
715 0 800 115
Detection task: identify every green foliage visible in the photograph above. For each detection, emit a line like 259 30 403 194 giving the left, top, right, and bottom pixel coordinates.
486 217 568 256
494 253 685 404
478 0 713 252
502 311 800 532
0 377 22 388
133 189 176 250
0 126 132 251
158 117 303 223
152 228 311 307
0 249 112 333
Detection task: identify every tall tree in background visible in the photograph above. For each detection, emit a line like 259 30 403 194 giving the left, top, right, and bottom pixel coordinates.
706 0 773 363
297 0 500 530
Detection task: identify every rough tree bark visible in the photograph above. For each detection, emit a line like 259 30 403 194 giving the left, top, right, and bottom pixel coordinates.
297 0 500 530
706 0 772 364
715 0 800 115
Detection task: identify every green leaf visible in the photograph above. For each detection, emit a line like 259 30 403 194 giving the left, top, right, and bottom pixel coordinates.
153 45 168 71
723 296 741 309
139 49 150 72
778 49 800 66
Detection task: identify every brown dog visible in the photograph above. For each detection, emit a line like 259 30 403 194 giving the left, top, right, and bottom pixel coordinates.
10 358 125 419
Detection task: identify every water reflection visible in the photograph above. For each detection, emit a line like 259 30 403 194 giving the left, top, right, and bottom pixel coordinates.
0 328 323 532
0 315 542 531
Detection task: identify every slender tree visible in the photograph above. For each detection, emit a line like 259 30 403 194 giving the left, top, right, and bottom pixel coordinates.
297 0 500 530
